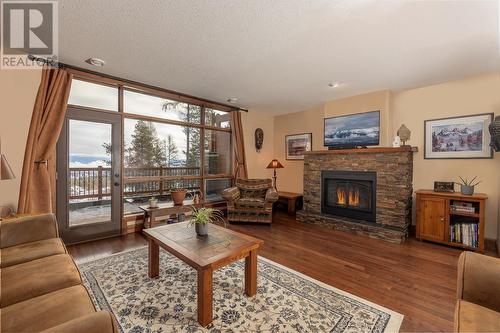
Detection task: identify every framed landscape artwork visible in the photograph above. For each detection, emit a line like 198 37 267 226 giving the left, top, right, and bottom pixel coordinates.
424 113 494 159
285 133 312 160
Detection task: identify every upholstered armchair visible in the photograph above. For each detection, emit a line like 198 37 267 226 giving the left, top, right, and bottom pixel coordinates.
221 179 279 224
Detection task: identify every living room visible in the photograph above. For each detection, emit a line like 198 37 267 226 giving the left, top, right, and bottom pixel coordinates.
1 1 500 332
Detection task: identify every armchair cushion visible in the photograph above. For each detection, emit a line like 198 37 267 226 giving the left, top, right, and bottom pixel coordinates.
1 285 96 333
1 254 82 307
235 198 265 209
1 214 59 249
1 237 66 268
221 186 240 201
265 187 279 203
457 251 500 312
455 300 500 332
40 311 119 333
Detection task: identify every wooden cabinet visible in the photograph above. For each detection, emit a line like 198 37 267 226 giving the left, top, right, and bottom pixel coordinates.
416 190 486 252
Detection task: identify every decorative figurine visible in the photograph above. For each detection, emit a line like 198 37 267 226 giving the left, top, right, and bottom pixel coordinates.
397 124 411 146
392 135 401 147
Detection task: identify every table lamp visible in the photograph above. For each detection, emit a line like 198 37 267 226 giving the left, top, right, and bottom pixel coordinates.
266 159 284 190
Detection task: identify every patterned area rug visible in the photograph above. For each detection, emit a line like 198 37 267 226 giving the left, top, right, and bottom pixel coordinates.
77 247 403 333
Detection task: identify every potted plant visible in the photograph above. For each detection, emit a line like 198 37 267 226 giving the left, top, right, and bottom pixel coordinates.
171 180 187 205
457 176 481 196
148 196 158 208
188 206 225 237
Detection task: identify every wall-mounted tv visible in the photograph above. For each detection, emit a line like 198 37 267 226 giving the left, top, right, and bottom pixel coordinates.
324 110 380 148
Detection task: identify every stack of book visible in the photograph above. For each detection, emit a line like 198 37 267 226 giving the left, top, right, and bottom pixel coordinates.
450 201 476 214
450 223 479 248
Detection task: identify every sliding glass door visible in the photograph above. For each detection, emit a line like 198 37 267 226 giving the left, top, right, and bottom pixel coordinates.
57 108 122 244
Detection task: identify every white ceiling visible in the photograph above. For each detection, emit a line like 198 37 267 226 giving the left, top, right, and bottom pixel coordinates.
58 0 500 115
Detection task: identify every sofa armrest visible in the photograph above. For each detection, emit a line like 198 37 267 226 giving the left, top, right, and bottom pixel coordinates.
265 187 279 203
221 187 240 201
457 251 500 312
0 213 59 249
40 311 118 333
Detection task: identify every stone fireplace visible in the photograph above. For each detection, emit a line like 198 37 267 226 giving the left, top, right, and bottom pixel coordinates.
296 147 415 243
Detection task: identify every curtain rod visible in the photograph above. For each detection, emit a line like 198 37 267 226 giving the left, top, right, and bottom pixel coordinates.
27 55 248 112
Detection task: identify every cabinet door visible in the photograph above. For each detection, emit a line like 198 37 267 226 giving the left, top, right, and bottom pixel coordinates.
418 196 446 241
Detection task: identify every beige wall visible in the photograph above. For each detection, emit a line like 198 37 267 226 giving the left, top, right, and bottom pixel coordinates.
272 105 325 193
392 73 500 239
251 72 500 239
241 110 275 179
0 69 41 213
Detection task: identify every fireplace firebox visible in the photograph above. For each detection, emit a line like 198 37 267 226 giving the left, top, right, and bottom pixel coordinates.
321 171 377 222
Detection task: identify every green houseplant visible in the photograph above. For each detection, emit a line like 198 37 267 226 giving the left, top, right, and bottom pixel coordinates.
457 176 481 196
188 206 225 236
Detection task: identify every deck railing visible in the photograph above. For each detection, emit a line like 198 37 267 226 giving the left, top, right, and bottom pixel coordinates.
69 166 201 200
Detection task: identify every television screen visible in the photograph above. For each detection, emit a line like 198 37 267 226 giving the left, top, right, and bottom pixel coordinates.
324 111 380 148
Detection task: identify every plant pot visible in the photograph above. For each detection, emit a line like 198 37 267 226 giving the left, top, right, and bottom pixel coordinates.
195 223 208 236
460 185 475 196
171 190 187 205
148 198 158 208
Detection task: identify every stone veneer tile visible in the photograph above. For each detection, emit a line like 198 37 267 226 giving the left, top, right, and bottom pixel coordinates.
299 149 414 243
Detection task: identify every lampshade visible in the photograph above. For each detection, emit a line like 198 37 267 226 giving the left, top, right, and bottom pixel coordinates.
266 159 284 169
1 154 15 180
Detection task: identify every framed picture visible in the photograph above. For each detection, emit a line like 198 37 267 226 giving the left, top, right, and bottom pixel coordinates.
424 113 494 159
285 133 312 160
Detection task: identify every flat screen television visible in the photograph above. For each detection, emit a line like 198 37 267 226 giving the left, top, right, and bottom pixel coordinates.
324 110 380 148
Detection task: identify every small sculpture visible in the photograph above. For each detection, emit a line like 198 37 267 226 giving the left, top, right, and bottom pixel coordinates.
255 128 264 152
489 116 500 152
397 124 411 146
392 136 401 148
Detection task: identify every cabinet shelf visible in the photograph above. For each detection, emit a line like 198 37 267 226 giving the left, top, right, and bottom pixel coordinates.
416 190 486 253
449 211 480 218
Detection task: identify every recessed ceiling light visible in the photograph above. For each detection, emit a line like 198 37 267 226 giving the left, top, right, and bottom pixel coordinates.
85 57 106 67
226 98 238 103
328 82 341 88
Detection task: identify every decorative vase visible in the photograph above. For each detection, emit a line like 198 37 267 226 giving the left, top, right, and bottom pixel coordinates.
171 190 187 205
148 197 158 208
195 223 208 236
460 185 474 196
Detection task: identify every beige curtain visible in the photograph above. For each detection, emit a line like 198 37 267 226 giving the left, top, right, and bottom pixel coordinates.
17 68 72 214
231 110 248 179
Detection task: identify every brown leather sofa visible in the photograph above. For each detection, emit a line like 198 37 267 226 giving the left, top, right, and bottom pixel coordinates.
455 251 500 332
0 214 118 333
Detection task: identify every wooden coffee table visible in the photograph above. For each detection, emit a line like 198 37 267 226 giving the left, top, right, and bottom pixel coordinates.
143 222 263 327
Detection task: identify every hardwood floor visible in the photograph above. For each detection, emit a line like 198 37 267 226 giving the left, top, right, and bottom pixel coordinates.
67 211 491 332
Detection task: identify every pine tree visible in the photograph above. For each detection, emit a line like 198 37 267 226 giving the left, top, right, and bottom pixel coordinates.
162 101 201 167
126 120 166 167
165 134 178 166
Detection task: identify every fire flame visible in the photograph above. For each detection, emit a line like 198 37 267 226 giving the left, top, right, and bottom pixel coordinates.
336 187 360 207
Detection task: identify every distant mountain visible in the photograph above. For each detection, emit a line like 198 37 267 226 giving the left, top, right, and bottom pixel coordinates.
436 127 474 136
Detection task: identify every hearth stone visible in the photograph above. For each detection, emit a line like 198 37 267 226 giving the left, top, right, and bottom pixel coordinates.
298 147 414 243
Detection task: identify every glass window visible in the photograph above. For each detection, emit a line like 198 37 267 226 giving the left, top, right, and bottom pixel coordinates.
205 130 231 175
205 178 232 202
68 119 112 226
124 119 201 170
124 90 201 123
205 108 231 128
68 79 118 111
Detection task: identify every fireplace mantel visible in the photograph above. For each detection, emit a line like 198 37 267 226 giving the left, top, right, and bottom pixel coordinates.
297 146 414 243
305 146 418 155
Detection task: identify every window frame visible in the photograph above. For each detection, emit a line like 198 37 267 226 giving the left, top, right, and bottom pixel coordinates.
65 70 235 220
